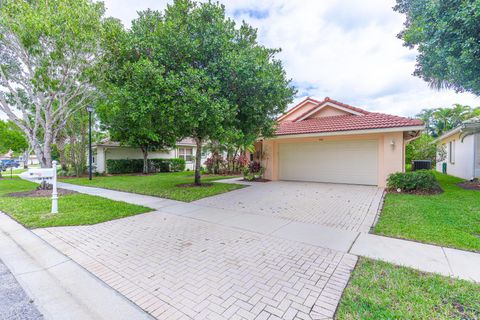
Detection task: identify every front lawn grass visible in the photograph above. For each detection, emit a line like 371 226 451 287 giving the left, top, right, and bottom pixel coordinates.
374 173 480 252
336 258 480 319
61 171 244 202
0 178 151 228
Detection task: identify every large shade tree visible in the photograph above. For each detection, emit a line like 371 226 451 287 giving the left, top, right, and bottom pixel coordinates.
0 0 110 168
394 0 480 95
98 16 179 174
153 0 295 185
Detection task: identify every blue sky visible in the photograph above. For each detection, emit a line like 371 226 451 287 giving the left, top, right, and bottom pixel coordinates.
2 0 477 120
102 0 478 117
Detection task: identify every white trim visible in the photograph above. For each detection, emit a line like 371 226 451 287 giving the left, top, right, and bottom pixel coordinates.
432 126 461 143
277 98 319 121
269 125 425 140
295 102 364 121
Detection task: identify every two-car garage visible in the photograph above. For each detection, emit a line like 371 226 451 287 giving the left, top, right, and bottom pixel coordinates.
278 139 379 186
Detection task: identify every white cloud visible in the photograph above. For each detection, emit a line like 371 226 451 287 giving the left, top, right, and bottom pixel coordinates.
1 0 478 120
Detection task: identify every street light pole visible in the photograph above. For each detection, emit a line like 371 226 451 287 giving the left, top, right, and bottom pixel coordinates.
86 105 94 180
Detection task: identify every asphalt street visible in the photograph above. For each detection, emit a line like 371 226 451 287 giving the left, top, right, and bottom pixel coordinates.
0 259 43 320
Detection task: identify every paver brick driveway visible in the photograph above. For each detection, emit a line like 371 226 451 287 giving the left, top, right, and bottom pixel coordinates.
35 181 384 320
195 181 384 233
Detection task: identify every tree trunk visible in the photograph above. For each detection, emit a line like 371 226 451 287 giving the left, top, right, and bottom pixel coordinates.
56 137 68 171
23 149 30 169
141 147 149 174
194 138 202 185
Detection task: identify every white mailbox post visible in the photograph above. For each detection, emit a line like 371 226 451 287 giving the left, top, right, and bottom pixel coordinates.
19 160 58 214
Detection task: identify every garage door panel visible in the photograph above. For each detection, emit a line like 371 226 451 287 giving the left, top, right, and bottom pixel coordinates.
279 140 378 185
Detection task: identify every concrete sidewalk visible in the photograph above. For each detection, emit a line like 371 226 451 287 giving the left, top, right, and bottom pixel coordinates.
0 212 153 320
56 181 480 283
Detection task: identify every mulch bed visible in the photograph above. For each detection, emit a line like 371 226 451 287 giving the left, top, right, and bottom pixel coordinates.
457 180 480 191
176 183 214 188
241 178 270 183
7 188 77 198
386 188 443 195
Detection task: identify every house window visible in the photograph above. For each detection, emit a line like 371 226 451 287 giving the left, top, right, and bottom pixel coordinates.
449 140 455 164
178 147 193 162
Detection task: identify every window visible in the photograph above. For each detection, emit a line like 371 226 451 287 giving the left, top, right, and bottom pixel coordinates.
178 147 193 162
449 140 455 164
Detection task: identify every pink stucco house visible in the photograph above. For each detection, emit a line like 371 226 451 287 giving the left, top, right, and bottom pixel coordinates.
255 97 424 187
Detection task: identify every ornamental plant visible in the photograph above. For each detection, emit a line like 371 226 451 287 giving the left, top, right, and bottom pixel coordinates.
243 161 265 181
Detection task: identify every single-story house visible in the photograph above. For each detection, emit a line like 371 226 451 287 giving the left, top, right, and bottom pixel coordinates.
255 97 424 187
0 150 13 160
434 118 480 180
93 138 208 173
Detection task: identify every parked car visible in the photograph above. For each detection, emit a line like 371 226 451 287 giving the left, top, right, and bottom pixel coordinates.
0 159 20 169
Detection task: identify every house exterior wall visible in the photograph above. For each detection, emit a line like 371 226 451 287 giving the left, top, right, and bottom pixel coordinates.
94 145 208 173
436 133 477 180
261 131 405 187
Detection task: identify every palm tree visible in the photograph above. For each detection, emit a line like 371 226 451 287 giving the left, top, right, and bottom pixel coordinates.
416 108 436 136
432 108 453 137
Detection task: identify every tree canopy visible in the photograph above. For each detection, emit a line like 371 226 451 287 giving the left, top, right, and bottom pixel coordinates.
394 0 480 95
416 104 480 137
0 0 110 167
152 0 295 184
0 120 28 155
99 0 295 183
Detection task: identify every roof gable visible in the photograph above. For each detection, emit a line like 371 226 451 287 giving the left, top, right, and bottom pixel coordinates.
278 98 320 123
278 97 369 123
275 97 424 136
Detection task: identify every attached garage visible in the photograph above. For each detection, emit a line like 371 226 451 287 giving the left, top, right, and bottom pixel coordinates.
257 97 425 187
278 140 378 185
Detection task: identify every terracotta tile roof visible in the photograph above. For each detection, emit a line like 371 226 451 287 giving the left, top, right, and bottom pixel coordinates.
276 112 424 136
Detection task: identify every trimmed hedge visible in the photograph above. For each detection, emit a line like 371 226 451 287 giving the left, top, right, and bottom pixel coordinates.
106 158 186 174
387 170 441 193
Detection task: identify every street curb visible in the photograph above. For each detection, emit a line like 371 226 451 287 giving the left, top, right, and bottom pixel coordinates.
0 212 153 320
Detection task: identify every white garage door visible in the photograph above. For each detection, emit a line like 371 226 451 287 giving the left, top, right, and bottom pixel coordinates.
279 140 378 185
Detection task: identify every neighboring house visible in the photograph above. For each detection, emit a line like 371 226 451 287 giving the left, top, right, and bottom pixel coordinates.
0 150 13 160
255 97 424 187
434 120 480 180
17 153 39 166
93 138 208 173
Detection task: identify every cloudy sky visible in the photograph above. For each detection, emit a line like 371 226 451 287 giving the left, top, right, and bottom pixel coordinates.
1 0 478 120
100 0 478 117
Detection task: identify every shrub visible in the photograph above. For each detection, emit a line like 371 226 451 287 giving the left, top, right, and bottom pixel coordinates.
204 155 227 174
387 170 441 193
149 159 170 172
169 158 186 172
106 158 186 174
106 159 144 174
243 161 265 181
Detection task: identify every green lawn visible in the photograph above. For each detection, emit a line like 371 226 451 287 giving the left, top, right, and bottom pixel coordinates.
336 258 480 320
374 173 480 252
61 172 244 202
0 178 151 228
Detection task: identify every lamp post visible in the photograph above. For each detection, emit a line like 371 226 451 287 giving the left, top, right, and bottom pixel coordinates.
86 105 94 180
